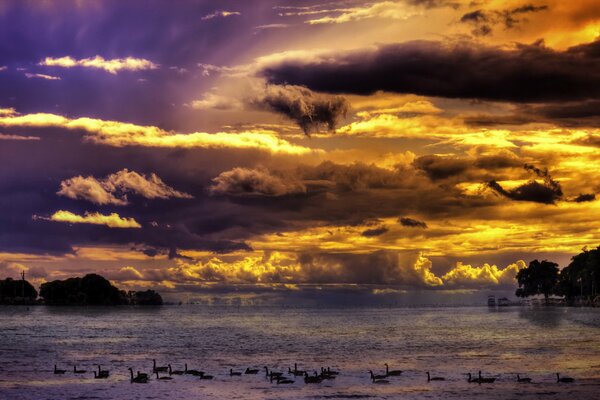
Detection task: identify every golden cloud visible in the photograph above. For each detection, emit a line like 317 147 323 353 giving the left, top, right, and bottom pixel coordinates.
42 210 141 228
0 110 317 155
40 56 158 74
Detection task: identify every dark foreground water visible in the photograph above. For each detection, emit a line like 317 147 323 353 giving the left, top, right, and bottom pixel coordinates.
1 305 599 399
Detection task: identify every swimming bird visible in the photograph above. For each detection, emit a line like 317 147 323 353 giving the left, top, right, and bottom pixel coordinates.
184 364 204 376
129 368 148 383
54 365 66 374
264 366 283 379
136 371 149 379
384 363 402 376
370 370 387 380
478 371 496 383
97 365 109 378
427 372 445 381
73 365 86 374
326 366 339 375
289 363 306 376
273 376 294 384
230 369 242 376
467 373 480 383
304 372 322 384
245 367 259 375
169 364 184 375
556 373 574 383
517 374 531 383
153 359 168 373
372 376 390 384
93 371 108 379
155 371 173 381
320 368 336 380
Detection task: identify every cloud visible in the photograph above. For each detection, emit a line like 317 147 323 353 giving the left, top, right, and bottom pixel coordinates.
24 72 61 80
40 56 158 74
58 169 192 205
305 1 422 24
361 227 389 237
399 217 427 228
259 39 600 102
460 4 548 36
486 164 564 204
0 133 40 141
39 210 142 228
169 250 444 287
573 193 596 202
442 260 526 288
189 93 243 111
0 109 316 155
201 10 241 20
413 153 522 181
251 85 349 135
209 167 306 197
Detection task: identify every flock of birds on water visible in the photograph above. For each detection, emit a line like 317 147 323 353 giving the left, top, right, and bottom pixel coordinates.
53 360 577 386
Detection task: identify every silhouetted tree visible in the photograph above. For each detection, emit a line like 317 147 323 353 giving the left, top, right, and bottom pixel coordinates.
40 274 127 305
515 259 559 303
0 277 37 304
557 246 600 302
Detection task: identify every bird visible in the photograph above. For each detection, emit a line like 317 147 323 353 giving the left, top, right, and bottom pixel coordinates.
370 370 387 380
304 372 322 384
273 376 294 384
264 367 283 379
54 365 66 374
326 366 339 375
136 371 149 380
478 371 496 383
93 371 108 379
97 365 109 378
200 373 213 380
184 364 204 376
230 369 242 376
517 374 531 383
129 368 148 383
289 363 306 376
556 373 574 383
384 363 403 376
427 372 445 381
153 359 168 373
73 365 86 374
155 371 173 381
320 368 336 380
245 367 259 375
168 364 184 376
467 373 480 383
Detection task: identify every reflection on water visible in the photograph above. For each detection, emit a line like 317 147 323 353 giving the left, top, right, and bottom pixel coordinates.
0 305 599 400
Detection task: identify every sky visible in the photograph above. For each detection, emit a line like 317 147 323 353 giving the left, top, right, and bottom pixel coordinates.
0 0 598 305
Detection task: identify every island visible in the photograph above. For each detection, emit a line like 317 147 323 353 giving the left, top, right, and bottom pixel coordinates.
1 272 162 306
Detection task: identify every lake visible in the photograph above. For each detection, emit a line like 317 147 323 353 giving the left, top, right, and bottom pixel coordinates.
1 305 599 399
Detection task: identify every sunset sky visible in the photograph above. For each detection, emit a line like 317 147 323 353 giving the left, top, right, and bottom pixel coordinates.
0 0 598 304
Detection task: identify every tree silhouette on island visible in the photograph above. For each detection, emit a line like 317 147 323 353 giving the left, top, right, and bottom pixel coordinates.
516 246 600 305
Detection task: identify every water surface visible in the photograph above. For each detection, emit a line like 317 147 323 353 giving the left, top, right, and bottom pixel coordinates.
1 305 599 399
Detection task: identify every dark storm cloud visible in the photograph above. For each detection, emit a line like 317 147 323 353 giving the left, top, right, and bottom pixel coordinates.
573 193 596 203
361 227 389 237
399 217 428 228
465 100 600 128
486 164 563 204
413 154 521 181
251 85 349 135
460 4 548 37
260 39 600 102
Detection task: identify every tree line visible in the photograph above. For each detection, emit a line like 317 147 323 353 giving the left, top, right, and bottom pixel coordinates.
0 273 162 306
516 246 600 304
